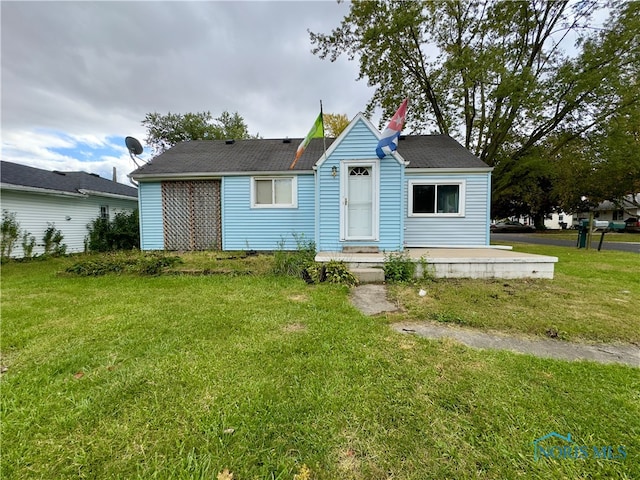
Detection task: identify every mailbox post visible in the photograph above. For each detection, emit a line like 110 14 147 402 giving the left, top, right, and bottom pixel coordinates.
577 217 610 250
577 220 588 248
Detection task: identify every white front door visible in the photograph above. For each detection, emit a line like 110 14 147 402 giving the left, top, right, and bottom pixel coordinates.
342 162 378 240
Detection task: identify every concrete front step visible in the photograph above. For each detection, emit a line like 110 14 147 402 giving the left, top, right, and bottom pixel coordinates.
317 248 558 280
351 267 385 284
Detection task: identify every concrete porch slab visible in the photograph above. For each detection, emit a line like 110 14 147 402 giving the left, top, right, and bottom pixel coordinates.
315 248 558 280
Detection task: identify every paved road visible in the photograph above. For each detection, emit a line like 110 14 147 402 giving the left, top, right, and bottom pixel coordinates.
491 233 640 254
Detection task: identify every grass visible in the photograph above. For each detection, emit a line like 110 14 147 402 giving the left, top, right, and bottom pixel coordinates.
389 244 640 343
1 251 639 479
524 230 639 243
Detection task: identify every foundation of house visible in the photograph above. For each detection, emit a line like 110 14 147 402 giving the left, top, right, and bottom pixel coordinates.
316 248 558 283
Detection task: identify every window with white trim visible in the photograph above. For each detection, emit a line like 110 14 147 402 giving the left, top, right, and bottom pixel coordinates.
100 205 109 220
251 177 297 208
408 181 465 216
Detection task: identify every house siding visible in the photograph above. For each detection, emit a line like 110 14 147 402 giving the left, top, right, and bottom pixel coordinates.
0 189 137 257
317 119 403 251
222 175 315 250
404 172 491 247
138 182 164 250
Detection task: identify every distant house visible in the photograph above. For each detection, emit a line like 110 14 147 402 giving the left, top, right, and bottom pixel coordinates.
544 211 572 230
572 194 640 226
1 160 138 257
130 113 493 252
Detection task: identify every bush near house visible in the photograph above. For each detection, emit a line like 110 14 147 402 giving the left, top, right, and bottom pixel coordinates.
87 210 140 252
1 210 20 259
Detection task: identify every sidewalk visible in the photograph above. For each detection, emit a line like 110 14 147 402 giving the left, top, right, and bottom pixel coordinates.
350 284 639 367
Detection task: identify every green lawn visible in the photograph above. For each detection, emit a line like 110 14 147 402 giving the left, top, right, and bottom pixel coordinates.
1 252 639 479
389 244 640 343
526 231 639 243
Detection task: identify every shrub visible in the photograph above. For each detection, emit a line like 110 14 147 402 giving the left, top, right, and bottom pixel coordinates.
21 231 36 258
272 234 316 277
133 254 182 275
383 250 416 283
303 261 327 284
417 255 435 281
110 210 140 250
42 223 66 256
87 217 111 252
87 210 139 252
65 253 182 277
324 260 358 286
1 211 20 259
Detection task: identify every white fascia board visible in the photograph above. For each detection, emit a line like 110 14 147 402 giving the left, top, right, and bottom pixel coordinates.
406 167 493 174
77 189 138 201
0 182 86 198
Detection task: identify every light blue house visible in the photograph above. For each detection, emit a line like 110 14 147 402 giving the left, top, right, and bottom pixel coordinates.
130 113 492 253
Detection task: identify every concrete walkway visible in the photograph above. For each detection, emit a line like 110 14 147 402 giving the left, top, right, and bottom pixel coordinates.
350 285 639 367
393 322 639 367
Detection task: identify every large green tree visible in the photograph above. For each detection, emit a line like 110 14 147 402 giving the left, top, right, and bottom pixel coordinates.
310 1 640 222
142 110 257 156
552 102 640 214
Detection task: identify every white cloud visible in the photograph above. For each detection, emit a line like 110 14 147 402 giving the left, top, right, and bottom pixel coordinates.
1 1 374 176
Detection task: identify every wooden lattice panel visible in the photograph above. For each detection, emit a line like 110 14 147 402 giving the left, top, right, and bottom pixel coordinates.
162 180 221 251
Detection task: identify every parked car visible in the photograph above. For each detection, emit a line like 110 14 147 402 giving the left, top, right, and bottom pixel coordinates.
490 221 535 233
624 217 640 233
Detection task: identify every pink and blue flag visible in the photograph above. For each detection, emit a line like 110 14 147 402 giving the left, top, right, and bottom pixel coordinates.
376 98 408 159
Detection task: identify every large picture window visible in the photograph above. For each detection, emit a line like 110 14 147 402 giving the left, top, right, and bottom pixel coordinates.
251 177 297 208
409 181 464 216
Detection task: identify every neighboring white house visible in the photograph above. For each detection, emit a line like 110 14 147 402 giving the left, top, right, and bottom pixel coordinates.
1 160 138 257
544 211 573 230
572 194 640 226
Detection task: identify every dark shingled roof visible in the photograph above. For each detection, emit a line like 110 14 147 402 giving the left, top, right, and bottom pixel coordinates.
1 160 138 198
396 135 489 169
130 135 488 178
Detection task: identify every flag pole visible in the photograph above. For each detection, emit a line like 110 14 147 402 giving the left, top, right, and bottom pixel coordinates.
320 100 327 162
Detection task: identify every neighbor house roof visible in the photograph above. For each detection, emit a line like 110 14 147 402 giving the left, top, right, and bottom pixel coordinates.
593 193 640 212
1 161 138 198
130 135 488 179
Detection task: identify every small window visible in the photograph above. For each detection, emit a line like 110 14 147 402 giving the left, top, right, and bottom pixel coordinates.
409 181 464 217
100 205 109 220
251 177 297 208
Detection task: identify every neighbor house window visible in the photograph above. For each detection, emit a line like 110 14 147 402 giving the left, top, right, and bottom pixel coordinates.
100 205 109 220
408 181 465 216
251 177 297 208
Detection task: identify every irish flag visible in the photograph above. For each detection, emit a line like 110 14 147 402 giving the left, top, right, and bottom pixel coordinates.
290 112 324 169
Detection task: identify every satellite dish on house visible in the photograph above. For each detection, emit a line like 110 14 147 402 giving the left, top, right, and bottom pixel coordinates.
124 136 146 186
124 136 147 169
125 136 144 156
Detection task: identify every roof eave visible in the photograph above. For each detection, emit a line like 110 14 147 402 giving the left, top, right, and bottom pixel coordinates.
77 189 138 201
406 167 494 174
130 170 314 181
0 182 86 198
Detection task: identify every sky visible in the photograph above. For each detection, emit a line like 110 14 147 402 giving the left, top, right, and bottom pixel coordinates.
1 1 377 185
